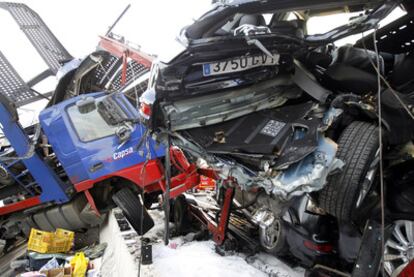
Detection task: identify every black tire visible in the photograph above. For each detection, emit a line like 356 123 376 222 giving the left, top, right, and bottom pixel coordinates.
143 192 159 210
112 188 154 235
319 121 379 223
173 195 190 235
260 218 288 256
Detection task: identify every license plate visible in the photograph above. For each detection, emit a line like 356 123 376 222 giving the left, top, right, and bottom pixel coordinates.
202 53 280 77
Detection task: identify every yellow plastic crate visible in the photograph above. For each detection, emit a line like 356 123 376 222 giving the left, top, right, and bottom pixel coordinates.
28 228 74 254
49 228 75 253
27 229 53 253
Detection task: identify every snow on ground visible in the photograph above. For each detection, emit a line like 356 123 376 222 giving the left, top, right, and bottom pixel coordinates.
152 240 267 277
100 208 304 277
151 239 304 277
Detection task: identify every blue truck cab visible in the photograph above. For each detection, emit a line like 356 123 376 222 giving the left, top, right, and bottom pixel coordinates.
0 91 167 236
39 92 165 187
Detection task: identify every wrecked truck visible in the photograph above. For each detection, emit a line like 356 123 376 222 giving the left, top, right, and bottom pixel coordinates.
0 2 205 251
139 0 414 273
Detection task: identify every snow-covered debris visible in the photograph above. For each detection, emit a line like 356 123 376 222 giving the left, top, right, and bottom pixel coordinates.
100 208 303 277
151 239 303 277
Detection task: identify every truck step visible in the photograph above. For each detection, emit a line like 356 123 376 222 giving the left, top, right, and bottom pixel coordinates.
24 182 38 194
6 159 20 168
25 182 37 187
15 169 29 179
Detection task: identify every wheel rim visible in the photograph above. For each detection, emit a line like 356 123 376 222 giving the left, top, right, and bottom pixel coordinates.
355 167 376 208
356 150 380 208
384 220 414 277
260 218 281 250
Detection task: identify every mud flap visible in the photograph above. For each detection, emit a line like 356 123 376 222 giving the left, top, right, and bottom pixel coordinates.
351 220 393 277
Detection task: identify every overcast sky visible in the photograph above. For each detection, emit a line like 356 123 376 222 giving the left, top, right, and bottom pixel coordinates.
0 0 211 80
0 0 211 126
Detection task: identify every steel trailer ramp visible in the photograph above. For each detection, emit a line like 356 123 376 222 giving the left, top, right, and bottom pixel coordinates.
0 50 39 107
0 2 72 74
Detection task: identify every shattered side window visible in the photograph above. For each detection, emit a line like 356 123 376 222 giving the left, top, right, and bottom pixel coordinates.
307 12 361 35
307 7 406 45
67 104 118 142
286 12 299 21
262 13 273 25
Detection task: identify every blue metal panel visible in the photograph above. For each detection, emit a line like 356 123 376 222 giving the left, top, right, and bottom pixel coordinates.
0 102 70 203
40 92 165 184
40 103 90 184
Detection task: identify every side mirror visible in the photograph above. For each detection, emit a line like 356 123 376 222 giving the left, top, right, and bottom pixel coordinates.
76 97 96 114
116 124 132 143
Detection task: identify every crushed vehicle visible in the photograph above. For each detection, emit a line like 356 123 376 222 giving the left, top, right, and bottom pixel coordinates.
0 0 414 276
139 0 414 275
0 2 205 252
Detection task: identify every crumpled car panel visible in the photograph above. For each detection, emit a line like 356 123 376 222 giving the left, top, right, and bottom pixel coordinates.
164 75 297 131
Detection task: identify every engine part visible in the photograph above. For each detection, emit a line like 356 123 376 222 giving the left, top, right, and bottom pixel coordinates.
0 220 21 239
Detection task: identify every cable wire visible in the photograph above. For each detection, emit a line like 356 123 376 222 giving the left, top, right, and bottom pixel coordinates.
137 191 145 277
372 29 386 277
126 58 150 277
360 29 414 275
